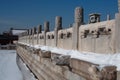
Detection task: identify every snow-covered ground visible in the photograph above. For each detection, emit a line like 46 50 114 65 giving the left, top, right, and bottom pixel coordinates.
0 50 23 80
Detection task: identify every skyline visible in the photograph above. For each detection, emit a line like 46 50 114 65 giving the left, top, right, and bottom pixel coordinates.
0 0 118 33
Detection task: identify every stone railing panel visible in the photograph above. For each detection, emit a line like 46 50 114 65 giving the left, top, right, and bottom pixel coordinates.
79 20 115 53
38 33 45 45
46 31 55 47
58 28 73 50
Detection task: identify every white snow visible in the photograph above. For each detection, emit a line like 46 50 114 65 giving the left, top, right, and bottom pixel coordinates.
0 50 23 80
12 30 27 35
19 42 120 71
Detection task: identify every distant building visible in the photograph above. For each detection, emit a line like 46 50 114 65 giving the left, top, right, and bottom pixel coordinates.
0 28 27 45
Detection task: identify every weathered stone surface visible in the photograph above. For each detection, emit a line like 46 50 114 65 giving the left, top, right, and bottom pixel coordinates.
70 58 117 80
115 13 120 53
117 71 120 80
40 50 51 58
46 31 55 47
17 44 118 80
70 58 98 79
118 0 120 12
54 16 62 47
33 48 40 54
38 33 45 45
37 25 42 33
55 16 62 30
53 55 71 66
33 34 38 45
100 66 117 80
57 28 73 50
44 21 50 33
75 7 84 24
51 53 61 62
88 65 101 80
79 20 115 53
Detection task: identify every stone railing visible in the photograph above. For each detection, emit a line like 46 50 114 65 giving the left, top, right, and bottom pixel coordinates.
16 2 120 79
18 5 120 54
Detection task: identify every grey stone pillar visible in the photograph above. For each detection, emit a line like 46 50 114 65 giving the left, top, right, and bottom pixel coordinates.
55 16 62 30
28 29 32 44
118 0 120 12
32 28 34 35
33 27 37 34
37 25 42 45
54 16 62 47
32 28 34 45
72 7 84 50
75 7 84 25
29 29 31 35
107 14 110 20
114 13 120 53
44 21 50 32
44 21 50 45
27 29 29 35
38 25 42 33
25 31 28 43
28 29 31 44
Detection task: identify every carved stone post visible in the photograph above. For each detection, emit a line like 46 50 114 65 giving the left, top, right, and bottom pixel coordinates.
115 13 120 53
32 28 35 45
38 25 42 33
73 7 84 50
33 27 37 34
107 14 110 20
118 0 120 12
26 30 29 43
44 21 50 32
30 29 32 35
114 0 120 53
54 16 62 46
29 29 32 45
75 7 84 25
28 29 31 44
44 21 50 45
55 16 62 30
37 25 42 44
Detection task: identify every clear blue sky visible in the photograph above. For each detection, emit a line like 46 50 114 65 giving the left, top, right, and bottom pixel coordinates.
0 0 118 33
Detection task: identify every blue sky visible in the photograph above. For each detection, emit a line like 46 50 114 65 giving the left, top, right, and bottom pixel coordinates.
0 0 118 33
